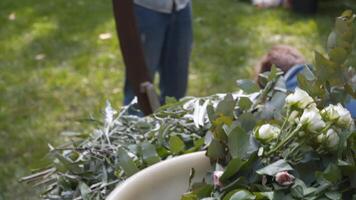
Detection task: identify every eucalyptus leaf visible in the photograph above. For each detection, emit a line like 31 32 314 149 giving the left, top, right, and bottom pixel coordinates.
207 139 225 160
191 183 214 198
236 80 260 94
141 142 160 165
220 157 246 182
181 192 199 200
79 182 91 200
238 97 252 110
169 135 185 154
328 47 348 65
228 126 251 159
316 164 341 183
229 190 255 200
216 94 236 117
117 147 139 176
256 159 293 176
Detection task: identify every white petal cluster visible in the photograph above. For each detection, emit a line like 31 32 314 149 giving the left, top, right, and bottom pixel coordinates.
285 88 315 109
255 124 281 142
321 104 353 128
300 107 326 131
325 129 339 148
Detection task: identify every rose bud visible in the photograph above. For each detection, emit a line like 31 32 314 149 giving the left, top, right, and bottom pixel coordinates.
275 171 295 186
212 171 224 187
254 124 281 143
326 129 339 149
334 104 353 129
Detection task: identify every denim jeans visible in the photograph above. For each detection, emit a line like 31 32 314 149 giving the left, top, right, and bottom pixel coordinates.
123 3 193 105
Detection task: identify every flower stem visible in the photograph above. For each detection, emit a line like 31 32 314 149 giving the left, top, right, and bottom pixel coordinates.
266 125 302 156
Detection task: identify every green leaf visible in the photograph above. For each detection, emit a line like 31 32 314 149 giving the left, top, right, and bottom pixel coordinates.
207 104 216 122
181 192 198 200
216 94 236 117
254 192 274 200
228 126 255 159
220 157 246 182
272 191 294 200
141 142 160 166
229 190 255 200
191 183 214 198
169 135 185 154
316 164 341 183
256 159 293 176
314 51 340 82
238 113 256 132
341 9 353 18
79 182 91 200
260 91 286 119
335 15 352 34
118 147 139 176
223 189 246 200
206 139 225 160
291 179 307 199
238 97 252 110
52 151 82 174
297 73 322 97
236 79 260 94
325 191 342 200
268 66 280 81
328 47 348 65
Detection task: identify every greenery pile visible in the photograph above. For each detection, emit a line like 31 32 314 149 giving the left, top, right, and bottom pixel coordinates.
22 11 355 200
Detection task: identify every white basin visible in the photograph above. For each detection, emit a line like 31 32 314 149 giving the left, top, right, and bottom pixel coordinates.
106 151 211 200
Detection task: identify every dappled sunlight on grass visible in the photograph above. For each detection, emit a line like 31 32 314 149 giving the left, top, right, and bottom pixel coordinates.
0 0 355 199
188 0 356 97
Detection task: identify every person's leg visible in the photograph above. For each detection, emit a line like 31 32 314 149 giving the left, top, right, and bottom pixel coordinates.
123 5 168 105
158 3 193 103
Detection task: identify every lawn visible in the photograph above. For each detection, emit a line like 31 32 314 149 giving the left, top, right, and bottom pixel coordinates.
0 0 355 199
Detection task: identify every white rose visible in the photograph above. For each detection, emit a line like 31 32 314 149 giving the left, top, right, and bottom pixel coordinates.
321 104 339 120
335 104 353 128
322 104 353 128
255 124 281 142
285 88 315 109
300 107 326 131
326 129 339 148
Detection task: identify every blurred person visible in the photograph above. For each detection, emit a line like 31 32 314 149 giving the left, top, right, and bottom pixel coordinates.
252 0 318 14
255 44 306 86
123 0 193 105
252 0 292 8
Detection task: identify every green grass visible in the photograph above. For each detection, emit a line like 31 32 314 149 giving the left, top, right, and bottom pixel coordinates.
0 0 355 199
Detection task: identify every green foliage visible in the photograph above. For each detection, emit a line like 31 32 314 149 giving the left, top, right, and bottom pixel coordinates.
185 11 356 200
298 10 356 106
3 0 356 199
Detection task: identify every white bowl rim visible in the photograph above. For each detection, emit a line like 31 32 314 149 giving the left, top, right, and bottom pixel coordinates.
106 151 209 200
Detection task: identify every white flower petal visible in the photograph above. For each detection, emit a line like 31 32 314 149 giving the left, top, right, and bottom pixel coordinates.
285 88 315 109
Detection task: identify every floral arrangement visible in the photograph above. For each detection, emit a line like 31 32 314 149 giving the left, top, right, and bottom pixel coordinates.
22 11 355 200
182 10 356 200
182 87 354 200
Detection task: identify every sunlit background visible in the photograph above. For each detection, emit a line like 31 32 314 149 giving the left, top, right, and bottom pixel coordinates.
0 0 355 199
